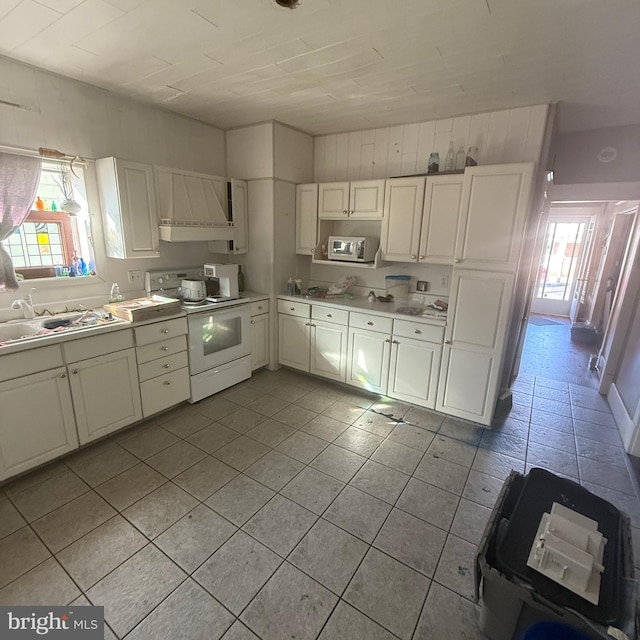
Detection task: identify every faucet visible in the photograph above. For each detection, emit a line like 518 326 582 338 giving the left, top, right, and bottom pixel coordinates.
11 288 36 319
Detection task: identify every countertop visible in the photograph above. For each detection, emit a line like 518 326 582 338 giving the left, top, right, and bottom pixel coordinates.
278 294 447 325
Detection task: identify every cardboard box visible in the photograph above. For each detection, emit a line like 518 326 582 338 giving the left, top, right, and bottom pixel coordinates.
104 296 181 322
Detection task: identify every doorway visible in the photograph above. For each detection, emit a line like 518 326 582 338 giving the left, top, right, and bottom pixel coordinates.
531 214 593 318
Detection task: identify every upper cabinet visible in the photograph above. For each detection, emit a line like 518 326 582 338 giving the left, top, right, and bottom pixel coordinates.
455 163 535 272
319 180 385 220
296 183 318 255
380 177 425 262
419 174 464 264
96 157 160 259
230 179 249 254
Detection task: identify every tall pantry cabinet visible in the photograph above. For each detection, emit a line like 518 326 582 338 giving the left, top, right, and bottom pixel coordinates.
436 163 535 425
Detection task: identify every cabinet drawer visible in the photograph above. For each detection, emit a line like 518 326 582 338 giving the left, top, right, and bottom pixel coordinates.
140 367 190 418
277 299 310 318
349 312 393 334
312 305 348 325
134 316 188 346
138 351 189 382
64 329 134 363
0 344 63 382
393 320 444 343
136 335 187 364
251 300 269 316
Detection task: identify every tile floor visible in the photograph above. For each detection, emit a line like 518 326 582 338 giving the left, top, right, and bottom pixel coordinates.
1 367 639 640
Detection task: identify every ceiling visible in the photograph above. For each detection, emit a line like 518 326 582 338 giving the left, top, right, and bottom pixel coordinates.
1 0 640 136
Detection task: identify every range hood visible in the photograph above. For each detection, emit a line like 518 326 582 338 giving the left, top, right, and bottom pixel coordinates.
156 167 236 242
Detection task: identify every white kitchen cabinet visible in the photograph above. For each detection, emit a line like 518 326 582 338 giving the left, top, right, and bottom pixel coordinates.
69 348 142 445
230 179 249 254
251 300 270 371
436 269 515 425
134 316 190 418
278 313 311 372
346 326 391 394
97 157 159 259
419 174 464 264
310 319 347 382
0 367 78 481
455 163 534 271
380 177 425 262
296 183 318 255
318 180 385 220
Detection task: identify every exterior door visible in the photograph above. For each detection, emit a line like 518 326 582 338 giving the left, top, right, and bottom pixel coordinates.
436 270 515 425
531 216 592 316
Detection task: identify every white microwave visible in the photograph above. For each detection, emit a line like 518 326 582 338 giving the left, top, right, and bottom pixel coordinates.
328 236 378 262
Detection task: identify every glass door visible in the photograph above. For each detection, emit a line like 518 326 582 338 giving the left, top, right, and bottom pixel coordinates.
531 216 591 316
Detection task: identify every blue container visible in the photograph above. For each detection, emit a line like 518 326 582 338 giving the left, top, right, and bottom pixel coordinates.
521 622 592 640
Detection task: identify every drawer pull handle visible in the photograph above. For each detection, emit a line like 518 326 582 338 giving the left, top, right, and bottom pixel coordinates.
258 305 263 310
445 340 452 345
251 320 256 324
393 340 400 344
72 369 79 375
419 255 425 259
385 339 391 343
161 328 169 334
163 364 171 369
454 259 461 263
414 329 422 334
60 373 67 379
367 321 373 326
163 380 171 385
290 307 295 311
162 346 169 351
411 255 416 259
327 313 332 318
342 210 348 215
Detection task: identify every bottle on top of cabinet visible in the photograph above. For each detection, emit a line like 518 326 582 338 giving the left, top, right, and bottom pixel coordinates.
444 142 455 172
454 146 466 171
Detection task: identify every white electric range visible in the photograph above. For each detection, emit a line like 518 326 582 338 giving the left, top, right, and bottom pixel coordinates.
145 268 251 402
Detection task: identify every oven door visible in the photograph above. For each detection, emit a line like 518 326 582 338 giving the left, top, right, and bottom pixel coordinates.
187 304 251 375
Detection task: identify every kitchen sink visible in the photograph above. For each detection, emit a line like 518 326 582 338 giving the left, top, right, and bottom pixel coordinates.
0 322 44 341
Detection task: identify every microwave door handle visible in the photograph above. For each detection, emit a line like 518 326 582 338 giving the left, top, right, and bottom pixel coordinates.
357 241 364 260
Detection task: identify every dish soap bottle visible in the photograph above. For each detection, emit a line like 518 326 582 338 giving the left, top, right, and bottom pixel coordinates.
238 264 245 292
444 142 454 171
109 282 124 302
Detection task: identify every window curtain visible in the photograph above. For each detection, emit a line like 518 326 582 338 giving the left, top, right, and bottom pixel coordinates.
0 152 42 291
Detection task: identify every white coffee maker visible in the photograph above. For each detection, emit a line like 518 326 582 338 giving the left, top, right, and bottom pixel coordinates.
203 264 240 301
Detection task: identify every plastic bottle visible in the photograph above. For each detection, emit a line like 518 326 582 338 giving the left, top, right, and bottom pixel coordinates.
427 152 440 174
238 265 245 292
35 196 44 211
454 146 466 171
444 142 454 171
287 276 294 295
109 283 124 302
79 257 87 276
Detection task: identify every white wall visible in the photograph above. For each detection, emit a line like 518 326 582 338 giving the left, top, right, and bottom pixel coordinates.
314 104 549 182
0 57 226 318
226 123 273 180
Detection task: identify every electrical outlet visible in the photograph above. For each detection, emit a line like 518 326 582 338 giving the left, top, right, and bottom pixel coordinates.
441 274 450 288
127 270 142 287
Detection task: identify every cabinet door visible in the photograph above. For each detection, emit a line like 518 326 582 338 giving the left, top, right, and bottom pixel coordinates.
419 175 464 264
318 182 350 219
97 158 159 259
0 368 78 481
455 163 535 271
381 177 425 262
349 180 385 219
278 314 310 372
388 337 441 409
296 183 318 255
310 320 347 382
346 328 390 394
436 270 515 425
251 313 270 371
231 179 249 254
69 349 142 445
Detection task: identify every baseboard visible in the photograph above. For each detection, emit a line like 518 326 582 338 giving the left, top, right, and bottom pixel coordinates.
608 383 640 455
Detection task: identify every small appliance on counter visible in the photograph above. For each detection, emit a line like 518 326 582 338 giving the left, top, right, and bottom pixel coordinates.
181 278 207 303
328 236 377 262
203 263 240 301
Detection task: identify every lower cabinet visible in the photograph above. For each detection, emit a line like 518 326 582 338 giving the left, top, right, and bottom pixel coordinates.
388 336 441 407
68 348 143 445
278 313 310 371
310 319 347 382
0 367 78 481
346 327 391 394
250 300 270 371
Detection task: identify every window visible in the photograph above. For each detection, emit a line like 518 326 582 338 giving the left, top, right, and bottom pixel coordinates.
5 161 95 280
